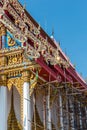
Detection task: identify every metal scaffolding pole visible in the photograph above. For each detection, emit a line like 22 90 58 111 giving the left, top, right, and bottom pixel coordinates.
59 90 64 130
85 106 87 128
33 93 37 130
47 82 52 130
78 101 83 130
43 95 46 130
65 89 69 130
47 95 52 130
69 96 75 130
81 104 86 129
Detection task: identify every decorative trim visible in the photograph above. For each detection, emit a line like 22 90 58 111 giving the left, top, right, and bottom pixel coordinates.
0 22 6 36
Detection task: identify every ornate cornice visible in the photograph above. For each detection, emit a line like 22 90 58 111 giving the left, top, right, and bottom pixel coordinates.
0 0 69 67
22 70 31 82
0 47 40 87
0 74 7 86
0 22 6 36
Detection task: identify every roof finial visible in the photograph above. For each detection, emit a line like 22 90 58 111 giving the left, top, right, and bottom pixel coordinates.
44 17 47 32
23 0 26 10
23 3 26 10
52 27 54 37
51 27 54 39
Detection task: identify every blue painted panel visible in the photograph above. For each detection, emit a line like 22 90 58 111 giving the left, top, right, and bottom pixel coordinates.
6 31 22 48
2 36 6 48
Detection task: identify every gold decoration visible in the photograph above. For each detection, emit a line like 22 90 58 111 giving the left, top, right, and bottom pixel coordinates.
7 88 22 130
0 74 7 86
1 0 69 67
12 57 18 63
29 73 38 96
7 77 23 96
8 36 16 46
0 61 1 66
22 70 31 82
0 56 7 67
0 22 6 36
0 48 40 75
8 56 12 65
7 77 24 124
33 24 40 36
30 80 37 96
7 51 23 65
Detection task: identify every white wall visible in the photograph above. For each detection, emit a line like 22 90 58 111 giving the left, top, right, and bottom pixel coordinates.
0 86 21 130
0 86 7 130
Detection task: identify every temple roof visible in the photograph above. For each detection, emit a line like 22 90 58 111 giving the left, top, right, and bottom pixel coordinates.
0 0 87 92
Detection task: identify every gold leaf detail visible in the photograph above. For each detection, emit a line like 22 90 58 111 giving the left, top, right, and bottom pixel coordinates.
8 36 16 46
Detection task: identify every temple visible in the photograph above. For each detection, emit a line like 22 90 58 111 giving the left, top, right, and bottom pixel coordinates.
0 0 87 130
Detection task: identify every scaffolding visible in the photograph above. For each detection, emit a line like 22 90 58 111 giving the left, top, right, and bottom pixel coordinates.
0 0 87 130
22 69 87 130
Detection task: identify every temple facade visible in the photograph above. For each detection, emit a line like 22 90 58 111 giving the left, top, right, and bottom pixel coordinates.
0 0 87 130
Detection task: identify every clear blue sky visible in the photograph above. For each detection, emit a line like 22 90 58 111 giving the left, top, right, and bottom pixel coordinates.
19 0 87 79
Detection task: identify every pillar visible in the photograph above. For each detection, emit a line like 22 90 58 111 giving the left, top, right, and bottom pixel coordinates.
22 71 32 130
0 86 7 130
46 93 52 130
43 95 46 130
69 96 75 130
65 89 69 130
78 101 83 129
82 106 86 129
0 36 2 49
85 106 87 128
0 22 6 49
2 35 6 48
59 90 64 130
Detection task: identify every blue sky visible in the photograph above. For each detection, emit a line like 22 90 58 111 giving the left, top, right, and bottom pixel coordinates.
19 0 87 79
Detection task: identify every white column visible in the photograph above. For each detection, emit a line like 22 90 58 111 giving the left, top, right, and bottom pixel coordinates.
85 106 87 125
65 90 69 130
47 94 52 130
0 86 7 130
43 96 46 130
59 91 64 130
23 82 31 130
78 101 83 129
69 97 75 130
